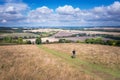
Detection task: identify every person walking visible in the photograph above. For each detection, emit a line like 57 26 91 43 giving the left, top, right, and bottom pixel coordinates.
72 49 76 58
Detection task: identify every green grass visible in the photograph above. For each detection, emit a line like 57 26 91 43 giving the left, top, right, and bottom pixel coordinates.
38 45 120 79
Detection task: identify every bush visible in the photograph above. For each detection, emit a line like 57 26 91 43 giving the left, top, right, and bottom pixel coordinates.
116 40 120 46
35 37 42 44
85 38 104 44
24 36 27 39
65 40 72 43
26 40 32 44
46 40 49 43
85 38 120 46
18 37 23 44
76 40 82 43
94 38 104 44
85 38 94 44
59 39 66 43
106 40 117 46
3 37 13 43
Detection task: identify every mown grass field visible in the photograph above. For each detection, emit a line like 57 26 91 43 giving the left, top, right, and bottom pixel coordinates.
0 43 120 80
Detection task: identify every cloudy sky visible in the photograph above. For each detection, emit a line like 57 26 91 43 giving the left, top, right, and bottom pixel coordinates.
0 0 120 26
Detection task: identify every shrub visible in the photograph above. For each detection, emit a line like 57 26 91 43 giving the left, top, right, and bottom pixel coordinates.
46 40 49 43
18 37 23 44
94 38 104 44
3 37 13 43
24 36 27 39
106 40 117 46
26 40 32 44
59 39 66 43
85 38 104 44
35 37 42 44
116 40 120 46
76 40 82 43
85 38 94 44
65 40 72 43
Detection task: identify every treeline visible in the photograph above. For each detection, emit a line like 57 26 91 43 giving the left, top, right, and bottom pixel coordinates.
0 37 42 45
0 35 38 40
3 37 24 44
84 29 120 32
55 33 87 38
85 38 120 46
1 36 120 46
102 35 120 40
58 38 120 46
58 39 73 43
55 33 120 41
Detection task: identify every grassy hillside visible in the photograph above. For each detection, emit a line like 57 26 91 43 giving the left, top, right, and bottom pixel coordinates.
0 44 120 80
41 43 120 80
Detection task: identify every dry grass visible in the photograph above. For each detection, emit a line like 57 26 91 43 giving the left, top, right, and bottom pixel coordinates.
0 45 98 80
43 43 120 72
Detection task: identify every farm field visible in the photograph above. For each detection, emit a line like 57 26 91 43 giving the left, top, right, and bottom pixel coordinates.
57 37 112 42
0 44 120 80
52 31 120 37
0 33 39 38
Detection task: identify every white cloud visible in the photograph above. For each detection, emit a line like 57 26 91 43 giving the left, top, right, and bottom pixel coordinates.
35 6 53 14
0 1 120 26
56 5 80 15
4 3 29 12
108 1 120 12
5 6 14 12
0 3 29 24
27 6 54 23
90 1 120 21
1 19 7 23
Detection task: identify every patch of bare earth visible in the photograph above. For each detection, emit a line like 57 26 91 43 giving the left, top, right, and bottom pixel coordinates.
0 45 98 80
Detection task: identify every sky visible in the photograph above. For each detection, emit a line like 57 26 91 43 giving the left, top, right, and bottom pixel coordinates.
0 0 120 27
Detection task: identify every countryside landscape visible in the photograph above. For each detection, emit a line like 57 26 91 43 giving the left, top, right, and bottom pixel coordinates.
0 0 120 80
0 26 120 80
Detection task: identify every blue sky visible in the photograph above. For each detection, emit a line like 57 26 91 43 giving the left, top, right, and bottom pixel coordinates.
0 0 120 26
23 0 117 9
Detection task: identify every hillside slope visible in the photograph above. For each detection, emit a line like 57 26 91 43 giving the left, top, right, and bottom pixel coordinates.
0 45 98 80
41 43 120 80
0 44 120 80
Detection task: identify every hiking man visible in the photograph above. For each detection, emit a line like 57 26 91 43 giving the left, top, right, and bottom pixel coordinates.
72 49 76 58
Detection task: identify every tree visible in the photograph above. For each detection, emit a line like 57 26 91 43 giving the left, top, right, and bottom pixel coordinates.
35 37 42 44
3 37 12 43
94 38 104 44
59 39 65 43
65 40 72 43
85 38 94 44
18 37 23 44
85 38 104 44
26 40 32 44
106 40 117 46
46 40 49 43
116 40 120 46
76 40 81 43
24 36 27 39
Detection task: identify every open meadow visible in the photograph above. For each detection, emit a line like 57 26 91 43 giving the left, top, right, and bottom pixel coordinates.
0 43 120 80
0 0 120 80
